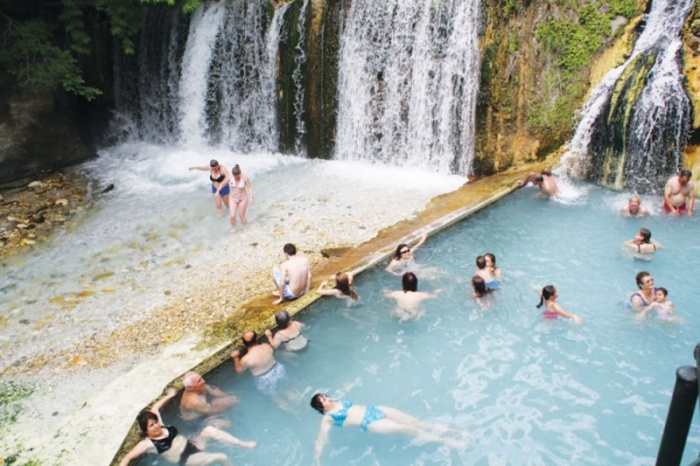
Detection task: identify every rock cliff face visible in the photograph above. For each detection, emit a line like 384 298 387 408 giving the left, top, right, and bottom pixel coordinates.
3 0 700 185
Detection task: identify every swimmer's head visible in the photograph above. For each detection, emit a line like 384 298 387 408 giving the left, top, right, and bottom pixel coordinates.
680 169 692 184
655 287 668 301
183 371 205 389
275 310 291 329
541 170 552 177
637 228 651 243
636 271 652 289
402 272 418 292
310 393 327 414
137 410 159 436
394 243 410 260
242 330 257 348
628 196 641 213
472 275 487 297
232 164 241 176
210 159 219 168
533 175 544 184
537 285 557 308
283 243 297 256
475 255 486 270
484 253 497 267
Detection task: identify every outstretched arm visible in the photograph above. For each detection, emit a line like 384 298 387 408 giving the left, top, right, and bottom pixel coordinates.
517 173 536 187
551 303 582 324
314 417 333 466
119 439 152 466
412 232 428 252
189 165 210 171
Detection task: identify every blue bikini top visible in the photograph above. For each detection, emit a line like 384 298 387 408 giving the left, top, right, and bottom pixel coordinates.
327 399 352 427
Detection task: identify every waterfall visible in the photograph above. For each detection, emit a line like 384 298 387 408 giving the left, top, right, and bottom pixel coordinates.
112 1 282 152
335 0 481 175
291 0 310 153
178 1 226 146
561 0 694 192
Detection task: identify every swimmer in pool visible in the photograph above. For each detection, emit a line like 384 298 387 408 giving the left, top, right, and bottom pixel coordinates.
316 272 359 304
624 228 661 256
471 275 494 308
663 170 695 216
265 310 308 352
310 393 467 465
189 159 232 217
386 232 427 275
638 287 676 321
630 271 655 312
619 195 650 217
119 388 254 466
484 253 503 286
517 170 558 197
383 272 439 318
179 371 240 431
537 285 582 324
475 255 500 289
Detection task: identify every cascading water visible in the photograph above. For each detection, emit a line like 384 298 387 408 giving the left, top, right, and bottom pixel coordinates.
561 0 694 192
335 0 481 175
112 0 283 152
291 0 310 153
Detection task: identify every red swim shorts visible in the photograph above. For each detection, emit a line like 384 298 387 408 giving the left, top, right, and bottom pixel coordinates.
662 203 687 214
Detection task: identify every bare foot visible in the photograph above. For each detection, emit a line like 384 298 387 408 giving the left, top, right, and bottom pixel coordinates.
272 290 280 297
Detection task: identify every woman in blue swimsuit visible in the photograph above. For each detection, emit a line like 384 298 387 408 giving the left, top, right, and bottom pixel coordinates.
310 393 467 464
630 271 656 311
189 159 232 217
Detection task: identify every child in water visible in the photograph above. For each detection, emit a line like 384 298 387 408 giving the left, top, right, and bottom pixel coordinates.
471 275 494 309
639 287 676 321
537 285 582 324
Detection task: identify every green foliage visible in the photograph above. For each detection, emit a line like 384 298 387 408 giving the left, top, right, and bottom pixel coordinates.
99 0 150 55
0 381 35 425
503 0 521 16
0 18 102 99
608 0 642 18
139 0 204 14
536 4 610 74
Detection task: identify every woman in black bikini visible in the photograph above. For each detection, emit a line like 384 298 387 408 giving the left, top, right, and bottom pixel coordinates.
624 228 661 257
119 388 254 466
189 159 232 217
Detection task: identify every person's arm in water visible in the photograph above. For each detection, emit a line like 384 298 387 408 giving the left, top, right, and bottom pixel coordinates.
264 329 284 349
314 416 334 466
119 439 153 466
517 173 536 187
317 281 340 297
550 302 582 324
385 259 402 275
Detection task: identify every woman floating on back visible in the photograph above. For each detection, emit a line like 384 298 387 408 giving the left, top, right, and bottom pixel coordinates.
537 285 582 324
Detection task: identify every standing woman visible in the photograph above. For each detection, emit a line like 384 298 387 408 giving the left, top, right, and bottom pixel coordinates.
229 164 254 231
189 160 232 217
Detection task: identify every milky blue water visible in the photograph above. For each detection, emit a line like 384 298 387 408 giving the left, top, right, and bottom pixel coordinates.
145 185 699 465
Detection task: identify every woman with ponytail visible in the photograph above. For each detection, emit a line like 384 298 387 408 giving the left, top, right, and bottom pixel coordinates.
537 285 582 323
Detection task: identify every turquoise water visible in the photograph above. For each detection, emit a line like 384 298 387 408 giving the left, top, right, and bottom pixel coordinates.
146 186 699 465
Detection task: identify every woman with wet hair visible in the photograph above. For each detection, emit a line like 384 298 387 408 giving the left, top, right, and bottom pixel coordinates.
537 285 582 323
310 393 467 464
471 276 494 308
624 228 661 255
188 159 232 217
385 232 427 275
119 388 255 466
317 272 359 303
265 310 307 351
631 271 656 311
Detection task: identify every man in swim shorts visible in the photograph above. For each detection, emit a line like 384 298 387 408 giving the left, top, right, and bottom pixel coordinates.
179 371 239 429
272 243 311 305
231 331 286 396
663 170 695 216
